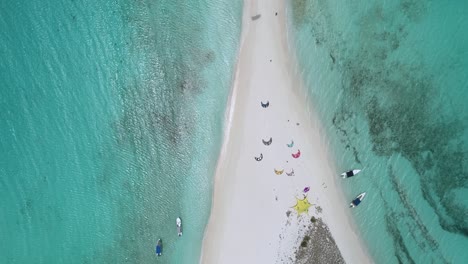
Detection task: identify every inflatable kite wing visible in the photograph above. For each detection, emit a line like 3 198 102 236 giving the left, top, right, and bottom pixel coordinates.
287 140 294 148
292 150 301 159
274 168 284 175
286 169 295 176
262 137 272 146
261 101 270 108
254 153 263 161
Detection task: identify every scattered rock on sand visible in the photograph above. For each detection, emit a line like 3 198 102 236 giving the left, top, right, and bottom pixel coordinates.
295 218 345 264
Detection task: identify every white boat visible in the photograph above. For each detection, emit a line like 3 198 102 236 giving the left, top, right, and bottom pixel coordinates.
341 169 361 178
176 217 182 237
349 192 366 208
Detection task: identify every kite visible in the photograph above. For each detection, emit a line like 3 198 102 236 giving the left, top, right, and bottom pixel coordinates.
292 196 312 215
287 140 294 148
262 137 272 146
286 169 295 177
261 101 270 108
274 168 284 175
254 153 263 161
292 149 301 159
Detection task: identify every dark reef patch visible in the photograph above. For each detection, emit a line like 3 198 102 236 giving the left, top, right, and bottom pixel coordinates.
290 0 309 28
352 57 468 237
332 109 361 164
295 218 345 264
388 167 439 251
384 209 416 264
333 1 468 238
92 0 229 262
292 0 468 261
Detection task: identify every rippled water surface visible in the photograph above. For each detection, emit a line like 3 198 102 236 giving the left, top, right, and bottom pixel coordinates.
0 0 241 263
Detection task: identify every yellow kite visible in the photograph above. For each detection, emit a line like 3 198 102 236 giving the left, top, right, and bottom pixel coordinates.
292 196 312 215
274 168 284 175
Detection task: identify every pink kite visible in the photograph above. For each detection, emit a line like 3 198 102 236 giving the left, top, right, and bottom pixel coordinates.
292 149 301 158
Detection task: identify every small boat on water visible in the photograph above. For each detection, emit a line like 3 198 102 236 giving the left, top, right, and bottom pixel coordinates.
156 239 162 256
349 192 366 208
176 217 183 237
341 169 361 178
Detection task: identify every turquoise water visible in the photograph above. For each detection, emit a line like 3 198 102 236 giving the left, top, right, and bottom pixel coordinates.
288 0 468 263
0 0 241 263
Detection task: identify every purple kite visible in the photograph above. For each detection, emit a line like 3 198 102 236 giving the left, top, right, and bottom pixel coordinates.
303 187 310 193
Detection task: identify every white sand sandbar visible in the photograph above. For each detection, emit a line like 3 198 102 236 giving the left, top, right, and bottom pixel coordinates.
200 1 373 263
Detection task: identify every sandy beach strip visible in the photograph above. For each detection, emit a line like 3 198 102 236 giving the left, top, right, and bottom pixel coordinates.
200 0 373 263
